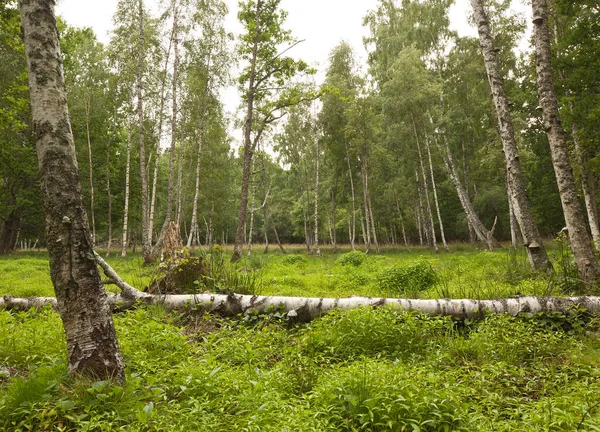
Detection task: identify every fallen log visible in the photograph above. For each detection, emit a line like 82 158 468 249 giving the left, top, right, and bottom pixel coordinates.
2 293 600 321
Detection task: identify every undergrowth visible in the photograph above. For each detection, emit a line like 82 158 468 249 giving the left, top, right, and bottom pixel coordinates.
1 306 599 430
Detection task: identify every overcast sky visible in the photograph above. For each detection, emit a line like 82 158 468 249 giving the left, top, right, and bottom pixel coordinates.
54 0 529 142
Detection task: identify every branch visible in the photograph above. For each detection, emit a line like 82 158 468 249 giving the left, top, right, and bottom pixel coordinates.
93 251 150 300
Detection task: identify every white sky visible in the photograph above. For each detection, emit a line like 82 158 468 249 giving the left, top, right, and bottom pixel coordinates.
55 0 529 143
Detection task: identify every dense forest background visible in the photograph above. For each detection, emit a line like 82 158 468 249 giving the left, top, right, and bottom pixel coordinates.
1 0 599 258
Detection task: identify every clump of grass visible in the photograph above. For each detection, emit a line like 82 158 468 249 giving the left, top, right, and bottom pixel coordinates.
376 260 439 296
336 250 366 267
282 254 307 265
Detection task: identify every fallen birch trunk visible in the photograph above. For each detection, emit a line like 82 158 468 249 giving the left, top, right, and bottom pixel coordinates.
2 293 600 321
2 252 598 321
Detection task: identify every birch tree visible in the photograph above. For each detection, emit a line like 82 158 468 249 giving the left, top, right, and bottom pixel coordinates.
470 0 551 270
531 0 600 286
20 0 124 381
232 0 313 262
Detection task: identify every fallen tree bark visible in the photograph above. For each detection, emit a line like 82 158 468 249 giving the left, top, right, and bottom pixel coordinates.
2 293 600 321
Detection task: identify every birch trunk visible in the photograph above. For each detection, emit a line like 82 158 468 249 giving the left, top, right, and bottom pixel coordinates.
84 97 96 246
436 134 499 250
313 138 321 256
121 121 132 258
426 138 449 252
187 52 211 248
246 173 256 257
148 28 174 246
345 144 356 250
232 4 260 262
413 115 438 253
20 0 124 381
507 172 521 248
137 0 151 263
572 122 600 247
532 0 600 285
471 0 550 270
175 142 184 225
330 189 337 252
7 293 600 322
158 1 180 248
415 168 429 246
105 136 112 257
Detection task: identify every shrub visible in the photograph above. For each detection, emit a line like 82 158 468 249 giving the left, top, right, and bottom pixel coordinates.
377 261 439 296
336 250 366 267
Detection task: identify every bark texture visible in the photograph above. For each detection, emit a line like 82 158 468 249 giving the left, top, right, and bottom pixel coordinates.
20 0 124 381
532 0 600 285
471 0 550 269
137 0 152 263
4 293 600 321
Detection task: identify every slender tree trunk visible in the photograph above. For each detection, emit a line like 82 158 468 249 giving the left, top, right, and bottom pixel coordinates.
396 199 410 251
270 213 286 254
412 115 438 253
247 171 256 257
105 136 113 257
471 0 550 269
157 2 179 251
364 162 379 253
263 201 269 254
84 97 96 246
532 0 600 285
176 143 184 225
415 168 429 246
360 174 372 252
20 0 124 381
232 2 266 262
359 206 367 247
137 0 151 263
426 138 449 252
187 55 211 249
301 164 312 254
507 172 521 248
330 189 337 252
415 205 423 246
435 133 498 249
148 27 174 246
345 144 356 250
121 121 132 258
313 139 321 256
572 122 600 247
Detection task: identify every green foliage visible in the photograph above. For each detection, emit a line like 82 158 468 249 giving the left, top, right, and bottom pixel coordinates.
312 359 465 432
304 307 452 363
336 250 366 267
2 304 600 431
282 254 307 265
376 261 439 296
198 247 262 295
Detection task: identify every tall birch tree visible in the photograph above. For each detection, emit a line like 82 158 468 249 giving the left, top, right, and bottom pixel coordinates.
20 0 124 381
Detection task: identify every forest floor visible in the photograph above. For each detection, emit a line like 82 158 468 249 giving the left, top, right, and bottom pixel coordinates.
1 244 600 430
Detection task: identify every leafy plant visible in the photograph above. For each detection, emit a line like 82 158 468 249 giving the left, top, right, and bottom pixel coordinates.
377 260 439 296
336 250 366 267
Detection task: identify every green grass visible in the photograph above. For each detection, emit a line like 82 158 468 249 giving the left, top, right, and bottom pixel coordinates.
1 243 599 430
0 306 599 430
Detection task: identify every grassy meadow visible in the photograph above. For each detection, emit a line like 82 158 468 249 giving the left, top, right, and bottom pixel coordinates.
1 243 600 430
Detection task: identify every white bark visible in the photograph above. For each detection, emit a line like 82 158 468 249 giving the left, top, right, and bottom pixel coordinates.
84 97 96 246
4 292 600 321
313 137 321 256
426 138 449 252
121 120 132 258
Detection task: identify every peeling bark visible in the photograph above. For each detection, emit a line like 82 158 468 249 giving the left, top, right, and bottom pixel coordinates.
4 293 600 321
20 0 124 381
532 0 600 285
471 0 550 270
